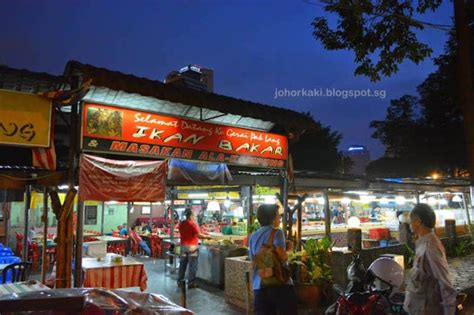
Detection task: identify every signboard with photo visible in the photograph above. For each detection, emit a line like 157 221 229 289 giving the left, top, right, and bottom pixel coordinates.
81 103 287 169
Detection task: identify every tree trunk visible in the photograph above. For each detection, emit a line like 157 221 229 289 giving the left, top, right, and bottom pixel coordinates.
454 0 474 184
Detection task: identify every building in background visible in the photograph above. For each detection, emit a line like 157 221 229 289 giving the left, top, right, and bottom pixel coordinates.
344 145 371 175
165 64 214 92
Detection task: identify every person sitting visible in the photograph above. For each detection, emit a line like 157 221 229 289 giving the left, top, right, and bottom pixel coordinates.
141 221 152 234
119 223 128 236
129 226 151 257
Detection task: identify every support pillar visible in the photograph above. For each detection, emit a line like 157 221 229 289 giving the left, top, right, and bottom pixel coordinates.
462 192 472 237
280 174 289 239
100 202 105 235
323 190 331 240
241 186 252 238
41 187 49 284
23 185 32 262
445 219 457 239
74 200 84 287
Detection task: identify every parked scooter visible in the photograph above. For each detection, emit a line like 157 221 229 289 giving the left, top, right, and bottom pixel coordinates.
326 255 405 315
326 255 467 315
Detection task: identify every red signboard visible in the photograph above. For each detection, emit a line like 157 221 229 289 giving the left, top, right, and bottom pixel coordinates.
79 154 167 202
81 103 288 169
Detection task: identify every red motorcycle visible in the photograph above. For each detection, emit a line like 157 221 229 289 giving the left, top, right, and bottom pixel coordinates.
327 255 467 315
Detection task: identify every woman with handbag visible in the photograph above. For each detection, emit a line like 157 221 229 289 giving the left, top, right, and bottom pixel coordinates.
249 204 297 315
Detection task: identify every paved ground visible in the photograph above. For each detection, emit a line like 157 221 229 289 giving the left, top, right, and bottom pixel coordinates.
134 257 244 315
30 253 474 314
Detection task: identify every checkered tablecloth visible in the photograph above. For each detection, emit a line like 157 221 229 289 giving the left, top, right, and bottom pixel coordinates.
82 257 148 291
0 281 50 296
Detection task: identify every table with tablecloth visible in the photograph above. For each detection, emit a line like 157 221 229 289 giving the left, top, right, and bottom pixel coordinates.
0 280 49 296
82 257 147 291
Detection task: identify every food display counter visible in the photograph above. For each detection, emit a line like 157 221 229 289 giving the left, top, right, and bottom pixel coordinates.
197 240 247 287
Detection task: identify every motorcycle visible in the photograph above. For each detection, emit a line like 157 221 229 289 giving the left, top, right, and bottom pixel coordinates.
326 255 467 315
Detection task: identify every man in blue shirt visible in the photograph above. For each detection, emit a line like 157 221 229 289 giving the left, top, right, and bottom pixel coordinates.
248 204 297 315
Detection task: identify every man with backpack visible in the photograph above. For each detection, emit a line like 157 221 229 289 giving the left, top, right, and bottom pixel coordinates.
249 204 297 315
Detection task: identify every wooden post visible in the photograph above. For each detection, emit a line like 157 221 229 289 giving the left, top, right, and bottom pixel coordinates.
74 200 84 287
41 187 49 284
23 185 32 262
51 189 77 288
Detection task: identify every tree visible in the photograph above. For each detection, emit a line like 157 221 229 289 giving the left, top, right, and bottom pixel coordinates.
368 30 469 177
290 112 345 173
312 0 474 183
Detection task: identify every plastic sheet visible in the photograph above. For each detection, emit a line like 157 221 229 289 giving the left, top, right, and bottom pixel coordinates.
0 287 193 314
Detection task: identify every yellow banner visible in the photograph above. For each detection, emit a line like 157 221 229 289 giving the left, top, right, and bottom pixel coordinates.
0 90 52 147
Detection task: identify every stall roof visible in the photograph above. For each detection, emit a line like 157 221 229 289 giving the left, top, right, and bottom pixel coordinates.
293 170 471 193
0 65 63 93
64 60 317 133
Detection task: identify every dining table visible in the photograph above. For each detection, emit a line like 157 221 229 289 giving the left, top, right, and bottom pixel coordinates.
82 256 148 291
0 280 50 297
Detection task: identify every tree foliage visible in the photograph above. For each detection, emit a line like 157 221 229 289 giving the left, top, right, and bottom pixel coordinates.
368 30 470 177
290 112 345 173
312 0 444 81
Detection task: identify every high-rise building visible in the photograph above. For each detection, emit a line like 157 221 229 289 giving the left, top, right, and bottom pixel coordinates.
164 64 214 93
344 145 371 175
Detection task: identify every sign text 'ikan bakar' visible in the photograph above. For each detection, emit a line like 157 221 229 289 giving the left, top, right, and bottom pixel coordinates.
81 103 288 169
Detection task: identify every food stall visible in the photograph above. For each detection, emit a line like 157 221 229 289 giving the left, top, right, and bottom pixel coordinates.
296 189 471 249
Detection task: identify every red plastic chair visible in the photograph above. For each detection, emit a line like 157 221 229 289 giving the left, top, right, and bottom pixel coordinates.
149 235 162 258
28 242 40 271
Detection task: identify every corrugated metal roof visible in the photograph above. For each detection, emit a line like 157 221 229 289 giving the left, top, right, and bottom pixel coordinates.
65 60 318 132
0 65 63 93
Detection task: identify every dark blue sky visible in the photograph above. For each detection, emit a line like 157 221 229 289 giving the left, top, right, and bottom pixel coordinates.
0 0 453 159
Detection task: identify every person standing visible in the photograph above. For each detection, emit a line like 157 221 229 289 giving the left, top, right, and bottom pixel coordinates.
177 208 212 289
249 204 297 315
404 204 457 315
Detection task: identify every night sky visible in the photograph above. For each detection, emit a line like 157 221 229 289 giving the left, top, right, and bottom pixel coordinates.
0 0 454 160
